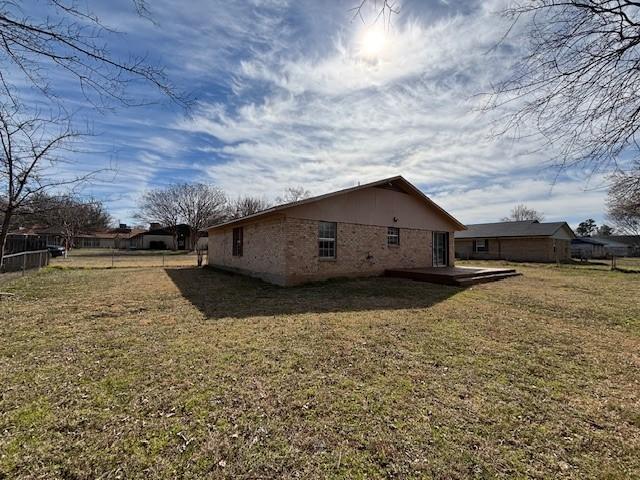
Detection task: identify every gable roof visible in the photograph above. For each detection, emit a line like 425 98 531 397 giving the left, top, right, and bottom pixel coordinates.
208 176 466 230
455 220 575 239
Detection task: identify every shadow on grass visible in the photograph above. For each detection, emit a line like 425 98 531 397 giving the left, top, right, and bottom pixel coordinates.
166 267 463 319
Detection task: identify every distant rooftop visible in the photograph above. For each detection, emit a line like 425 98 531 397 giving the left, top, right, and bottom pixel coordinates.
572 237 606 246
589 236 631 247
455 220 573 239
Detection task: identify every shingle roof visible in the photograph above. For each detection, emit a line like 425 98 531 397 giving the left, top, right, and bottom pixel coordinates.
606 235 640 245
572 237 606 246
590 236 630 248
455 220 573 239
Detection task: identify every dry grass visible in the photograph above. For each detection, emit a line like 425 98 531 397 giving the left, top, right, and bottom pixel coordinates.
0 261 639 479
615 257 640 272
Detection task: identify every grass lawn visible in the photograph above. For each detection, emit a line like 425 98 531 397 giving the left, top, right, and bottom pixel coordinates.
1 261 639 478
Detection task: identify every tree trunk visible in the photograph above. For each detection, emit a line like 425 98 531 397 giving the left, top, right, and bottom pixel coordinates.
0 209 14 268
190 226 197 251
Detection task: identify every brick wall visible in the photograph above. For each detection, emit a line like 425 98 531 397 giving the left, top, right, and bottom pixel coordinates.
284 217 453 285
208 217 287 285
455 237 571 262
209 216 456 286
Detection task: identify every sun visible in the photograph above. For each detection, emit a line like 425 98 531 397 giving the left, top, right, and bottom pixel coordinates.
359 27 387 58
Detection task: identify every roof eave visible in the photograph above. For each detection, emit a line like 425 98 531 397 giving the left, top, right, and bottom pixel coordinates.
207 175 466 231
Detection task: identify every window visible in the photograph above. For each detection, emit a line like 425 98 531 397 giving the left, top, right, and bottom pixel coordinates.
387 227 400 246
232 227 243 256
473 239 488 252
318 221 336 258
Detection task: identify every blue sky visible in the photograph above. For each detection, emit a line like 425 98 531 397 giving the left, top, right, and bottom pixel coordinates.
15 0 611 227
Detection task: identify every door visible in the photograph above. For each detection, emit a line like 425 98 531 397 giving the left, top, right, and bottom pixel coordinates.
432 232 449 267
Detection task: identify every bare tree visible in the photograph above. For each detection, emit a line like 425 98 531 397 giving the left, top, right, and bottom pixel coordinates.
174 183 227 249
607 163 640 235
491 1 640 185
137 183 229 251
0 102 93 264
0 1 189 260
228 196 271 219
54 195 111 253
501 204 544 222
275 186 311 204
10 192 110 230
350 0 399 28
136 187 180 249
0 1 187 109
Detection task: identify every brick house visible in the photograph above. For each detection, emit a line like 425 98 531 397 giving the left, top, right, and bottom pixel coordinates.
207 176 466 286
455 220 575 262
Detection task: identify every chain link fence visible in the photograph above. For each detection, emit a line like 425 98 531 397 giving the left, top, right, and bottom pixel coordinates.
50 250 204 269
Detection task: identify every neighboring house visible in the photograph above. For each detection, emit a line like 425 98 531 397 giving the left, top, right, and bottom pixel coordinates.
455 220 575 262
129 224 197 250
10 225 65 246
207 176 466 286
605 235 640 256
75 232 119 249
9 224 145 250
4 232 47 255
571 237 607 259
591 237 632 257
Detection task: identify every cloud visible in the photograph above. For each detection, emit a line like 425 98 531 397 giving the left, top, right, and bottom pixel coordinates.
8 1 609 226
172 0 608 226
175 3 569 203
432 176 608 226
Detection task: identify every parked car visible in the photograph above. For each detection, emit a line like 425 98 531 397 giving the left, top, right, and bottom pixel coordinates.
47 245 66 258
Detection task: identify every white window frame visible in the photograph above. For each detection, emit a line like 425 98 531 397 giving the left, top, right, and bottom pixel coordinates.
318 221 337 259
387 227 400 246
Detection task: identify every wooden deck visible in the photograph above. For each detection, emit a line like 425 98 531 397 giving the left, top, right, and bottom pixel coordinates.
385 266 521 286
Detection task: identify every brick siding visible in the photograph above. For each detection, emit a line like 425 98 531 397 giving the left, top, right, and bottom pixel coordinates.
284 217 444 284
208 217 288 285
209 216 456 286
455 237 571 262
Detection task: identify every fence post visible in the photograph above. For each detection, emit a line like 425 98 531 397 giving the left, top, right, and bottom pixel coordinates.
22 252 26 276
112 249 114 268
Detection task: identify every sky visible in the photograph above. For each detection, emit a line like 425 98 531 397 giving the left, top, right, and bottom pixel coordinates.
12 0 611 227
